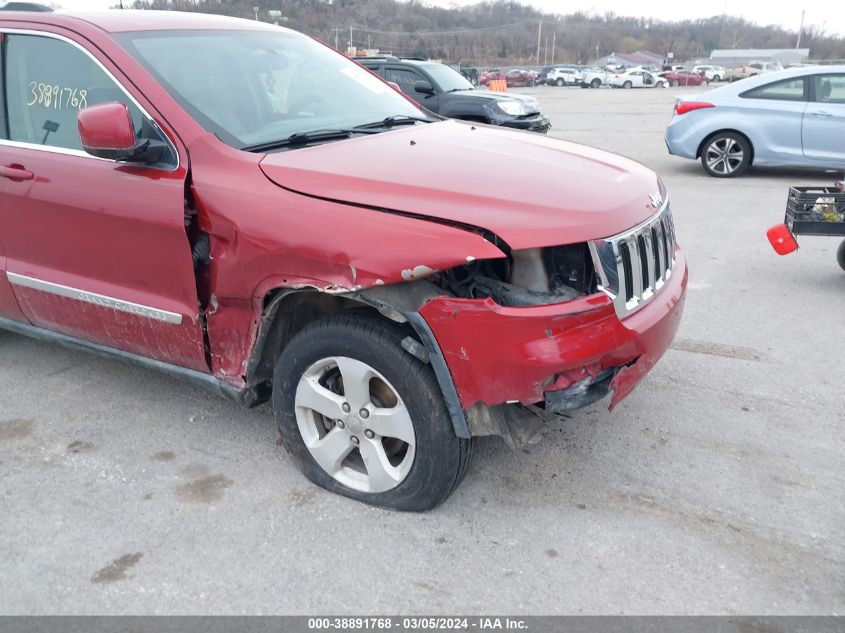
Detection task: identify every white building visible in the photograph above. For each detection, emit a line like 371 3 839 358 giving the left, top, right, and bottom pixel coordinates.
709 48 810 66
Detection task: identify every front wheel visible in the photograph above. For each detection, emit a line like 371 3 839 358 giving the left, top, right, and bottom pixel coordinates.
555 78 564 87
713 75 721 82
671 79 680 87
623 81 633 89
273 311 471 511
701 132 751 177
591 78 601 88
837 239 845 271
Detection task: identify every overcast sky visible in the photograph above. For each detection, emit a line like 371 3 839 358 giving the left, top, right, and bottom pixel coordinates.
47 0 844 36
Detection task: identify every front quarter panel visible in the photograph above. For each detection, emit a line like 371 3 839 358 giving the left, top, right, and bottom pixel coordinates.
185 134 505 382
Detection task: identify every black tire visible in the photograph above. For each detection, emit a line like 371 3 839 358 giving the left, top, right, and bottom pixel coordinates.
623 80 633 89
591 78 601 88
700 131 752 178
555 78 564 87
671 79 679 87
837 239 845 272
273 310 472 511
713 75 721 82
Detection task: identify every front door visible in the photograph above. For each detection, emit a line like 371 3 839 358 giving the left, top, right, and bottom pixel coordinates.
0 29 208 371
384 66 440 112
803 73 845 163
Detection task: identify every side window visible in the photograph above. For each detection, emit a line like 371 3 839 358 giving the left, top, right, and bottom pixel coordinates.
5 34 144 151
741 77 807 102
813 74 845 104
384 67 428 98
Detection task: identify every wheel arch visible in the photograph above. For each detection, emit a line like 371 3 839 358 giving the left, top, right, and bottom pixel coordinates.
244 282 471 438
696 128 755 164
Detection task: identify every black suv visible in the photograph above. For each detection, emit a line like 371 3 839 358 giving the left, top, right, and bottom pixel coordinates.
357 57 550 133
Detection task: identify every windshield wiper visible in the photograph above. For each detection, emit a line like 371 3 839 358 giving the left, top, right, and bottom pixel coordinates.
242 128 380 152
354 114 436 130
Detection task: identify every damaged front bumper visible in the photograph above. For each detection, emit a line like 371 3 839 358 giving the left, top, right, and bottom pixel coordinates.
418 249 687 416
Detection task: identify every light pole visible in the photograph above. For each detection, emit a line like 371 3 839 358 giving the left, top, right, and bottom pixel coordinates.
253 6 259 21
796 9 806 49
536 21 542 68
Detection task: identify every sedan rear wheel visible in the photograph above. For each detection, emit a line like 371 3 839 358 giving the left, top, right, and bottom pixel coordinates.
623 81 633 89
701 132 751 177
555 78 564 87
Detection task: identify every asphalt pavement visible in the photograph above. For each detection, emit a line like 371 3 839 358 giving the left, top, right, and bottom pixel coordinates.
1 85 843 615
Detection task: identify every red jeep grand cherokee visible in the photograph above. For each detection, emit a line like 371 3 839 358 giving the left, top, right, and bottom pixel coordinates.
0 11 687 510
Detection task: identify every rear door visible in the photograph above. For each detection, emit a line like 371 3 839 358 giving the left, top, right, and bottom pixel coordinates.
802 73 845 163
0 67 25 323
0 28 208 371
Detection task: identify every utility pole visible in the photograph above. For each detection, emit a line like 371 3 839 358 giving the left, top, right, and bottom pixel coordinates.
544 36 548 65
331 27 343 50
536 21 542 68
253 6 259 21
796 9 805 49
349 26 353 50
596 42 600 64
551 31 556 65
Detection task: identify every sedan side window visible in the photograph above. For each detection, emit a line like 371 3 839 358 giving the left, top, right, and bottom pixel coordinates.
813 74 845 104
741 77 807 102
5 34 144 151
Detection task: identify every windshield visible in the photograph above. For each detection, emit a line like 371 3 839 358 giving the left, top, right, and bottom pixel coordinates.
116 29 429 149
422 63 474 92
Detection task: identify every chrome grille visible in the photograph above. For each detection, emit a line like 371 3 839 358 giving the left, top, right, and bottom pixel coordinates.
588 203 676 318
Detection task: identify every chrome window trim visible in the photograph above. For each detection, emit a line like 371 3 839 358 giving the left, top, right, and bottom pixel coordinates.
0 28 179 171
6 271 184 325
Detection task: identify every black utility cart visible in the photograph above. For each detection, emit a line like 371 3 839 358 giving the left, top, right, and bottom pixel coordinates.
768 180 845 271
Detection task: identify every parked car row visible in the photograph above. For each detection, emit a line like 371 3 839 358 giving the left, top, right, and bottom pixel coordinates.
479 68 539 87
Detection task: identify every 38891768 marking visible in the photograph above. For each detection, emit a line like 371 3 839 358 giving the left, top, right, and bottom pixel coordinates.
27 81 88 110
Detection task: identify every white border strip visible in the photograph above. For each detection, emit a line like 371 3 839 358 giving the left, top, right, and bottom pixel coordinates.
6 272 183 325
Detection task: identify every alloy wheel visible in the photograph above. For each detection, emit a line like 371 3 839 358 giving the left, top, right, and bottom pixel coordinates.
294 356 416 493
705 137 744 175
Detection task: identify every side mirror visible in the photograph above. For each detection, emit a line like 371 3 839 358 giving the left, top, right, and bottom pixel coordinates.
77 102 164 164
413 80 435 95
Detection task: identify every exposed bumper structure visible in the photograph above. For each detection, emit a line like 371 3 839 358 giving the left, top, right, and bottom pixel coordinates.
500 113 552 134
419 249 687 413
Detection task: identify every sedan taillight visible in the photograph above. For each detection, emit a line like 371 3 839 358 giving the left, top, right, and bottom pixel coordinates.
674 101 714 116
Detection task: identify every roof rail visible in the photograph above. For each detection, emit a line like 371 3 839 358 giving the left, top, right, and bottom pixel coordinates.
0 1 53 9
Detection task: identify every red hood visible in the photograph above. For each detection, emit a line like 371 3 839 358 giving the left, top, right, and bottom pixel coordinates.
259 120 663 249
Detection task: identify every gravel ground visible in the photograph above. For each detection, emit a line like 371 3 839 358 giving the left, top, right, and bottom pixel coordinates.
1 85 843 615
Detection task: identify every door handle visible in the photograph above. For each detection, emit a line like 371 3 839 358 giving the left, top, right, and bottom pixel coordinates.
0 165 35 181
812 111 833 117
